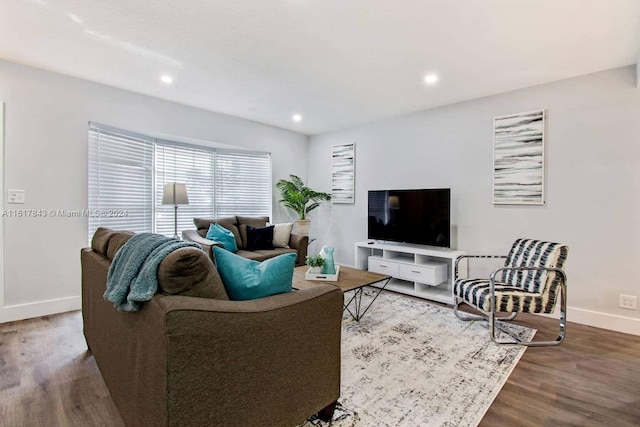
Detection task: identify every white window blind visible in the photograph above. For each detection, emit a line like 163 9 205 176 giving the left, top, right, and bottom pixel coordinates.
89 123 272 241
155 142 216 237
215 149 271 218
88 125 154 242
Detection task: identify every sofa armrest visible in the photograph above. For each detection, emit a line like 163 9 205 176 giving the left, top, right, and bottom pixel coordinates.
288 233 309 266
182 229 222 262
155 285 342 426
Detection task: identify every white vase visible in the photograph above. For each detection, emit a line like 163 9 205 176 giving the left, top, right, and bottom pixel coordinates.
295 219 311 236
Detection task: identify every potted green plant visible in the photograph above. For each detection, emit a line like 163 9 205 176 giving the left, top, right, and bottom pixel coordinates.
276 174 331 235
305 254 325 274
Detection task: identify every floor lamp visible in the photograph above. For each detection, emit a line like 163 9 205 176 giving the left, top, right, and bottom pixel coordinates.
162 183 189 238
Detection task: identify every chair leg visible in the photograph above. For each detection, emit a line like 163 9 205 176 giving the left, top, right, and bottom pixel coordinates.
489 282 567 347
454 295 565 347
317 401 337 421
453 296 485 321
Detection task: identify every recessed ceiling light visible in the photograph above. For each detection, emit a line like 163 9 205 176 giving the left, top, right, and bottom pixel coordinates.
160 75 173 84
424 74 438 84
292 114 302 122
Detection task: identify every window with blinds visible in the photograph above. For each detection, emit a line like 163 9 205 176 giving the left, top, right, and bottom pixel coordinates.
215 150 272 217
155 142 216 237
88 125 154 241
88 124 272 241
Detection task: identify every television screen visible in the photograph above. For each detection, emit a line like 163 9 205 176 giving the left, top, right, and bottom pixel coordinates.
368 189 450 247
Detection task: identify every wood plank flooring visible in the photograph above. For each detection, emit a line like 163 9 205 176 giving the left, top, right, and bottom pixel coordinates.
1 306 639 426
0 312 123 427
481 312 640 426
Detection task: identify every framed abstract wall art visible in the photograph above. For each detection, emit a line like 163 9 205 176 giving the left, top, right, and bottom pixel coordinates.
331 142 355 204
493 109 545 205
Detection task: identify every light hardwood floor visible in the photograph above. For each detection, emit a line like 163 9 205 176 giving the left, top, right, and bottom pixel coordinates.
1 306 639 426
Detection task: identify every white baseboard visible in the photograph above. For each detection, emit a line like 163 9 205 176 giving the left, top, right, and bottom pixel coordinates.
1 293 639 337
0 296 81 323
567 306 640 336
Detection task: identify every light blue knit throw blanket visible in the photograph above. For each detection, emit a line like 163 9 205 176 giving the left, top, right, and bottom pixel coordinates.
104 233 199 312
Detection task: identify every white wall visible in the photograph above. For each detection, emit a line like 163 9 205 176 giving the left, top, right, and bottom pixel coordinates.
308 66 640 335
0 60 308 322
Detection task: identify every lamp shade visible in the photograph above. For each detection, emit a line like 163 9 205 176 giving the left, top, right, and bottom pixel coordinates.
162 183 189 205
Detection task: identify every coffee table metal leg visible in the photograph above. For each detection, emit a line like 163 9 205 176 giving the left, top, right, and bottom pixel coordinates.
343 278 391 321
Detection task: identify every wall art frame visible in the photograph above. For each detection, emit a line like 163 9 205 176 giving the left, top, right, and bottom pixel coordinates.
331 142 355 204
493 109 545 205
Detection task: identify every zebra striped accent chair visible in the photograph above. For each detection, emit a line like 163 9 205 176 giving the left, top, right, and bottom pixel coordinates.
453 239 569 347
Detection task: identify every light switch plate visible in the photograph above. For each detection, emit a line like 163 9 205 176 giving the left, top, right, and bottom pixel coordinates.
8 189 25 204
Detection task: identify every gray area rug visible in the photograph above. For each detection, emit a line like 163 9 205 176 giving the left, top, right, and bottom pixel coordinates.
303 290 535 427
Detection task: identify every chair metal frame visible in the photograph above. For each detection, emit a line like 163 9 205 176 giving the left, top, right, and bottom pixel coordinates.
453 255 567 347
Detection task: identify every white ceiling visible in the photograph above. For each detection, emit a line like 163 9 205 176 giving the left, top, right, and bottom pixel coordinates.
1 0 639 135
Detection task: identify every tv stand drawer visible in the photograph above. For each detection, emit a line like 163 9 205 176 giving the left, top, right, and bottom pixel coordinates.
368 257 399 276
398 262 447 285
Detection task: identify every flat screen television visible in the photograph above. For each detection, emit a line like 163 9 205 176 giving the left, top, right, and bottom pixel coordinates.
368 188 450 247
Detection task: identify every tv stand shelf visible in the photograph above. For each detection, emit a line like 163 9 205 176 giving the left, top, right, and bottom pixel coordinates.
355 241 466 305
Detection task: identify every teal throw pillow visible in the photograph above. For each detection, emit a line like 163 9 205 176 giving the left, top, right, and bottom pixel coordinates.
213 247 296 301
206 223 238 252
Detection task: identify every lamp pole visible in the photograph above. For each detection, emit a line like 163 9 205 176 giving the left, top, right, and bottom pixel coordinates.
173 203 179 238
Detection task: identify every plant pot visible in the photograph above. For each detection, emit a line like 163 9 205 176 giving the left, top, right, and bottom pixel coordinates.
294 219 311 236
309 266 322 274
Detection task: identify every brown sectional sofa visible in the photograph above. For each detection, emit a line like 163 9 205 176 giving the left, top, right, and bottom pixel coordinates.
182 216 309 266
82 228 342 427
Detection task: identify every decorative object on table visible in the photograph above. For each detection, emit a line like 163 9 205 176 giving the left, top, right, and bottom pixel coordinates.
320 246 336 275
305 254 325 274
493 109 545 205
276 174 331 235
162 182 189 238
331 142 355 204
305 265 340 282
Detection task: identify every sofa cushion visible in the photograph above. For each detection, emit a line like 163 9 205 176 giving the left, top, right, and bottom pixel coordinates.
91 228 135 260
158 247 229 299
245 225 275 251
233 250 267 262
91 227 115 256
254 248 298 260
272 223 293 248
237 216 269 248
106 231 135 260
213 247 296 301
205 223 238 252
194 217 242 249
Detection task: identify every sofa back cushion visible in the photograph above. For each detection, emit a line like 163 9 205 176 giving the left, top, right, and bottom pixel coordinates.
158 248 229 299
194 217 242 249
91 227 135 260
91 227 114 255
106 231 136 260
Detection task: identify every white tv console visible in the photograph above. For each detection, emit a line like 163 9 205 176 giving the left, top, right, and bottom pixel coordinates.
354 241 466 305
